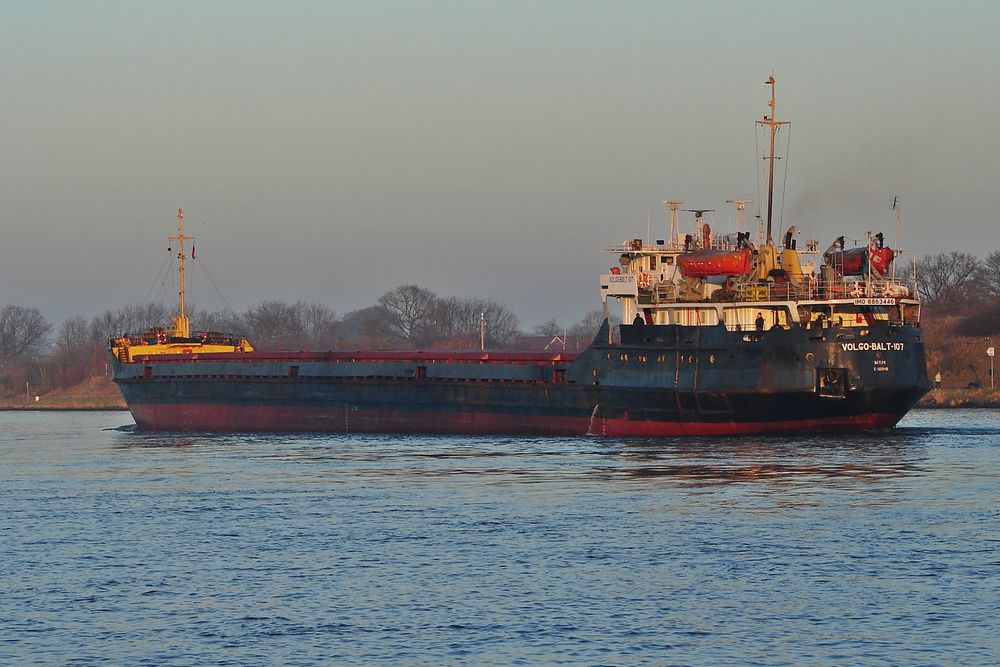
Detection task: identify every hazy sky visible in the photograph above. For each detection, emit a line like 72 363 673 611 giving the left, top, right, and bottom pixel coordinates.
2 1 998 329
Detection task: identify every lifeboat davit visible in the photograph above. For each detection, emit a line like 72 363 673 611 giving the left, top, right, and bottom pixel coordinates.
828 246 894 276
677 249 753 278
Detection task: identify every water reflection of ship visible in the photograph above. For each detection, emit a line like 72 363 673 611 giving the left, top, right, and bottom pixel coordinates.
602 436 926 488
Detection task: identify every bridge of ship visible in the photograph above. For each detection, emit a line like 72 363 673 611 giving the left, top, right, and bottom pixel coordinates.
600 238 919 332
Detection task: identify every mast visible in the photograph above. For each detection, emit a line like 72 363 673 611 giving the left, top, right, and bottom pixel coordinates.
169 208 192 339
661 200 682 248
892 196 901 280
756 76 789 243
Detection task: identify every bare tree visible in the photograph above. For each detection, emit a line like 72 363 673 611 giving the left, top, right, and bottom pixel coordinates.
569 309 619 338
429 296 472 344
89 302 170 341
532 318 562 337
378 285 439 345
916 252 982 309
191 307 246 336
301 303 339 348
339 306 394 348
52 316 100 386
243 301 306 348
979 250 1000 299
55 316 91 355
478 299 520 348
429 297 521 348
0 305 52 368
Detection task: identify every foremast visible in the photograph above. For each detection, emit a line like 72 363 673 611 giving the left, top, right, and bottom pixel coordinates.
170 208 191 339
109 209 254 364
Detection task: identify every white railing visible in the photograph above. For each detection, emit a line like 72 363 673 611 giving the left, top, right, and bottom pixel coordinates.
650 276 916 304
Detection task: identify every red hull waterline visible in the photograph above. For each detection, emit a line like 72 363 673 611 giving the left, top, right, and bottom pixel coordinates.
128 403 904 436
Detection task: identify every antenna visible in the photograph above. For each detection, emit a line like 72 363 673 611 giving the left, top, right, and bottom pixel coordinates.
892 196 901 279
755 76 790 244
661 200 682 248
168 208 193 339
684 209 715 249
726 199 754 236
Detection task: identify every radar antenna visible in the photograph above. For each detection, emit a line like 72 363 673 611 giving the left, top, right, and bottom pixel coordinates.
726 199 754 236
684 209 715 249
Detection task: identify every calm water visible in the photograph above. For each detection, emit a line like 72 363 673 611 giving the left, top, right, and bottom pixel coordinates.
2 410 999 666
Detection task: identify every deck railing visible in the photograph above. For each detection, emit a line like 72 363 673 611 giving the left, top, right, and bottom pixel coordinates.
651 275 916 304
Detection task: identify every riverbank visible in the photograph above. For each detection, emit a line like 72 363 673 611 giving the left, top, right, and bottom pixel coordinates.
918 388 1000 409
0 376 127 411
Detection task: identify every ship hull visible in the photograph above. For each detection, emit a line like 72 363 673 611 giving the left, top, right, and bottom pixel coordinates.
113 321 930 436
122 399 907 435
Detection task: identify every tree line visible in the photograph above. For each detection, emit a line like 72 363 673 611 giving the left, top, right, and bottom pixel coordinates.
8 250 997 397
0 285 610 397
916 250 1000 335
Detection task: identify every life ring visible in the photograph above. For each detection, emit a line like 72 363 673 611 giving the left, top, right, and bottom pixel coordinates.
825 369 840 385
881 283 894 297
850 283 864 298
156 332 167 344
637 272 653 289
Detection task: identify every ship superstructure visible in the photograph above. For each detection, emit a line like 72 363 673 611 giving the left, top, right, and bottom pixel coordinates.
110 78 930 434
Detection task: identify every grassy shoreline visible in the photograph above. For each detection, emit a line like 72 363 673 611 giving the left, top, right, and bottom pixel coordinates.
0 375 127 411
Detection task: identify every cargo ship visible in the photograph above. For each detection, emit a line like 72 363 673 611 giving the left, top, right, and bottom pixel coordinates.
110 78 930 434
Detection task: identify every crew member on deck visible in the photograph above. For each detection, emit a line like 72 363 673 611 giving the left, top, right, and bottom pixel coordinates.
755 313 765 331
633 313 644 326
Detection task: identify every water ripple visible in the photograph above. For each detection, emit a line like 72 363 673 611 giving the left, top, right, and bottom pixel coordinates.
1 409 999 665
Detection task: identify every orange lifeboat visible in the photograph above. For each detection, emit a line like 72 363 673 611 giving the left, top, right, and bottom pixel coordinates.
677 249 753 278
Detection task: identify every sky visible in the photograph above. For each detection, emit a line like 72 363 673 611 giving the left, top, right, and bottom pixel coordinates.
2 1 999 329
